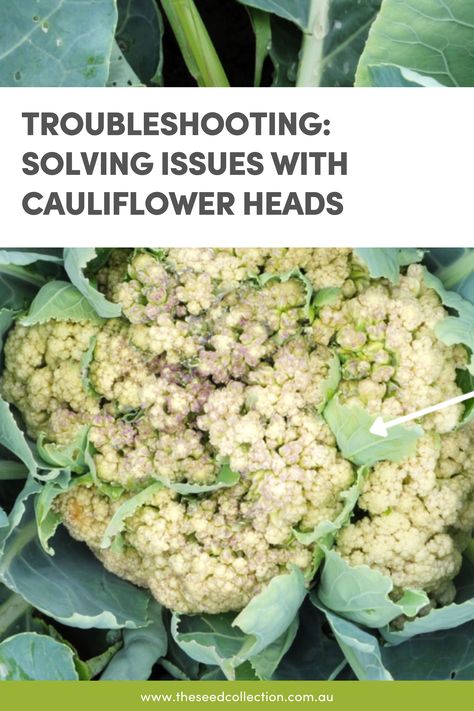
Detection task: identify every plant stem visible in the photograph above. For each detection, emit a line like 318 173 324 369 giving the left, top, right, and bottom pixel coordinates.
160 0 229 87
249 8 271 88
465 538 474 566
0 592 32 638
436 250 474 290
296 0 330 87
0 461 28 480
0 264 46 288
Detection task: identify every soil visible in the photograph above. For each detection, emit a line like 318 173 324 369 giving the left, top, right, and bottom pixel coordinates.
161 0 274 87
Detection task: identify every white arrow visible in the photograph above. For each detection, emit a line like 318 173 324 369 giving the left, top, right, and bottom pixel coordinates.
370 390 474 438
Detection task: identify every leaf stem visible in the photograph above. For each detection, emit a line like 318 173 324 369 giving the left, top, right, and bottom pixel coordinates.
0 461 28 481
249 8 271 87
465 538 474 566
0 592 32 638
160 0 229 87
296 0 330 87
436 250 474 290
0 264 46 288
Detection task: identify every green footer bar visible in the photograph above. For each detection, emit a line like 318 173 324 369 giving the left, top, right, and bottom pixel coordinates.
0 681 472 710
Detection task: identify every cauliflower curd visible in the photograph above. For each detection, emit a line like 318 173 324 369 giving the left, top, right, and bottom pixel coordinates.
1 248 473 614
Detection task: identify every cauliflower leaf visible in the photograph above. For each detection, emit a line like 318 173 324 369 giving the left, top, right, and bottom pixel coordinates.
0 632 79 681
100 600 167 680
64 248 122 318
272 600 347 681
153 461 240 494
37 427 90 475
380 621 474 680
423 268 474 375
456 370 474 424
355 248 423 283
0 309 15 351
0 476 41 552
317 351 341 413
0 493 152 630
253 267 314 319
317 548 428 628
381 560 474 645
80 335 99 397
0 399 38 478
34 470 73 555
311 602 392 681
0 250 63 302
247 616 298 680
0 249 63 311
171 612 253 680
0 506 7 532
0 250 62 267
323 396 422 466
171 567 306 680
294 466 366 556
367 65 445 87
233 566 306 656
382 602 474 646
0 401 89 485
101 482 163 549
313 286 341 307
425 248 474 303
20 282 104 326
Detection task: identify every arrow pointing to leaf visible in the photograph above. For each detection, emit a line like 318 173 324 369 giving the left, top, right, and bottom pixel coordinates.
370 390 474 438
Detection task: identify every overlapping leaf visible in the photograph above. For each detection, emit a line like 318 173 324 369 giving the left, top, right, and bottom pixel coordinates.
101 601 167 679
115 0 164 85
0 399 38 478
381 561 474 644
0 0 118 87
368 64 445 87
273 600 347 680
20 281 104 326
356 0 474 87
172 568 306 679
323 396 423 466
238 0 311 30
318 0 382 87
318 549 428 628
427 248 474 303
0 495 152 630
423 268 474 374
355 247 423 283
312 601 392 680
63 248 122 318
0 632 79 680
381 622 474 680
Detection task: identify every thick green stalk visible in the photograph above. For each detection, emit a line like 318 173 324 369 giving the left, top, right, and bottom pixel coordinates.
296 0 330 87
0 461 28 481
160 0 229 87
0 264 46 288
436 250 474 290
0 592 32 638
465 538 474 566
249 8 271 87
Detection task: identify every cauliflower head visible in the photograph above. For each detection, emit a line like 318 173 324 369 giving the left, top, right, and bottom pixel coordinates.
1 248 473 614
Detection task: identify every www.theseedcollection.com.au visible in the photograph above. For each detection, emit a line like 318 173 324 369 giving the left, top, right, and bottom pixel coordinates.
140 691 334 704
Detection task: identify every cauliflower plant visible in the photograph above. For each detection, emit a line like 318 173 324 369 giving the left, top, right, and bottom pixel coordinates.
1 248 473 615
